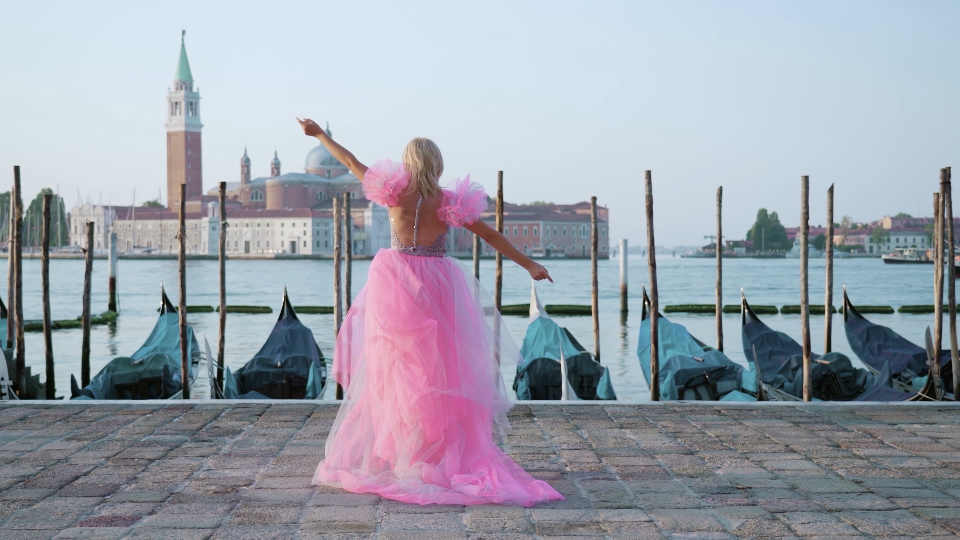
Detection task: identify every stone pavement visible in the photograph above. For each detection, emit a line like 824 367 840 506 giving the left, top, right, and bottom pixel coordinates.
3 403 960 539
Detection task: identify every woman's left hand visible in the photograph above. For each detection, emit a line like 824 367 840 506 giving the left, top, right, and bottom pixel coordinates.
528 263 553 283
297 117 323 137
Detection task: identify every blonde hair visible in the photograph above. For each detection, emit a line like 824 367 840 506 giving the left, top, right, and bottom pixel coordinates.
402 138 444 199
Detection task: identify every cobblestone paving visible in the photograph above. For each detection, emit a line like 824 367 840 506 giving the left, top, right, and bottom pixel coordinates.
3 402 960 539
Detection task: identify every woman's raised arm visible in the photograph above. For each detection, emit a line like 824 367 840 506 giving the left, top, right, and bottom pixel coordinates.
464 219 553 282
297 118 368 179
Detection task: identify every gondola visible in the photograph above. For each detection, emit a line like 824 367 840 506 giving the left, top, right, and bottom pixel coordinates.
843 287 952 395
0 296 48 400
637 288 759 401
70 285 201 400
222 289 326 399
741 291 923 401
513 283 616 400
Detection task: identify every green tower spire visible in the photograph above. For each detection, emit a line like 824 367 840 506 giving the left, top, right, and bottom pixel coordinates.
174 30 194 82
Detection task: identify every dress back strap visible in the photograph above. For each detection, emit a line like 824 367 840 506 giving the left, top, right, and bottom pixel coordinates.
413 197 423 247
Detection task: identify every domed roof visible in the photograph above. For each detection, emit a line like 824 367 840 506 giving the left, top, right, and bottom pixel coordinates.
305 144 345 171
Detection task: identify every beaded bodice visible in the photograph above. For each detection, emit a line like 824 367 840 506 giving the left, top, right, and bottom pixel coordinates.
391 197 447 257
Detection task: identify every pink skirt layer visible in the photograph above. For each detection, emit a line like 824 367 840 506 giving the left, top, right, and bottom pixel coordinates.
313 249 564 507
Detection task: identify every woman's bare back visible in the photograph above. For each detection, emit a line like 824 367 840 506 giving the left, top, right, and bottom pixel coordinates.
389 189 448 248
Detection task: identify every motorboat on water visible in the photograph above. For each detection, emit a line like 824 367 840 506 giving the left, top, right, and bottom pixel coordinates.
882 247 932 264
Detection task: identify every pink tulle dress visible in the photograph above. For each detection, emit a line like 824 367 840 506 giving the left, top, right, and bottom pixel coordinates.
313 159 564 507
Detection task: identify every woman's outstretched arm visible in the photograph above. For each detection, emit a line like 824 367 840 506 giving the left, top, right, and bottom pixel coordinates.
465 219 553 282
297 118 368 179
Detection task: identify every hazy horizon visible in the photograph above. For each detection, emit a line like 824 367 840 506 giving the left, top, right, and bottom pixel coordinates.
2 1 957 247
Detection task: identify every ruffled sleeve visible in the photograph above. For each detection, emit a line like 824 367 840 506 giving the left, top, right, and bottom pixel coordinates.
362 159 410 207
438 175 489 227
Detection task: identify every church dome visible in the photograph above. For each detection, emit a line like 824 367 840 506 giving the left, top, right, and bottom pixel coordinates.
305 145 343 171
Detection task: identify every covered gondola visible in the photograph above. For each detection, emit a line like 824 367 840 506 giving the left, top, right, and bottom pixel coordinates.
637 288 759 401
222 289 326 399
0 296 48 400
843 288 951 394
513 283 616 400
71 285 201 400
741 291 920 401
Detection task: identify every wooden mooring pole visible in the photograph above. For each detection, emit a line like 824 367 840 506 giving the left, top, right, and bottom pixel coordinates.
41 194 54 399
495 171 504 312
473 234 480 280
716 186 723 352
12 169 23 395
824 184 834 353
6 169 15 350
177 184 189 399
945 168 960 399
333 197 344 400
217 181 227 396
344 193 352 312
591 196 600 362
108 233 118 312
619 239 628 313
800 176 811 402
645 171 660 401
81 222 93 388
933 181 945 399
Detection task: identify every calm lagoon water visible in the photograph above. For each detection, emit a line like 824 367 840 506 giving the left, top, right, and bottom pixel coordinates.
11 254 944 400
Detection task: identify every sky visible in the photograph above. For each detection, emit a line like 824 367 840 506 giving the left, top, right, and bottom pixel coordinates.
1 0 958 247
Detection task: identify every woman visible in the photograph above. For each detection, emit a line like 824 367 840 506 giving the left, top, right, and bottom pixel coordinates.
298 118 563 507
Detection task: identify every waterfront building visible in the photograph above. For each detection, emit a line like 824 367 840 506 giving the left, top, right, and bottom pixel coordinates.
68 203 132 250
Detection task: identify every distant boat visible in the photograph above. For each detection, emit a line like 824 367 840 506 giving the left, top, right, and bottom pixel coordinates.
784 237 823 259
71 285 201 400
882 247 932 264
513 282 616 400
221 289 327 399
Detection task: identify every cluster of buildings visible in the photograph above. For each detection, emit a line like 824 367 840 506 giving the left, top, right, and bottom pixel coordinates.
68 34 608 259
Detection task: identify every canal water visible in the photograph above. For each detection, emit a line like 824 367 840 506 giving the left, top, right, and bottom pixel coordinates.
10 255 945 400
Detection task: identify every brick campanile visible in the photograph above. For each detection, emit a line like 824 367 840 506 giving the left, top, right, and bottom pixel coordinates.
165 30 203 210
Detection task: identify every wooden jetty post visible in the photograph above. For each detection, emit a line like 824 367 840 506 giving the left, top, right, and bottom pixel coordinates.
6 168 15 350
933 183 945 398
945 168 960 399
619 239 628 313
824 184 834 353
716 187 723 352
41 194 54 399
177 184 189 399
591 196 600 362
343 193 352 312
217 181 227 396
645 171 660 401
495 171 504 312
800 176 811 402
81 222 93 388
108 233 118 312
333 197 344 400
473 234 480 280
12 168 23 395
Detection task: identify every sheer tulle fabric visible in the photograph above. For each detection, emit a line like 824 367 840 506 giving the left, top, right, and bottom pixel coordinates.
314 250 564 507
438 175 488 227
362 159 410 207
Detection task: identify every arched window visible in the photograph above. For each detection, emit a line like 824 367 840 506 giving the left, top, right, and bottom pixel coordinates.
251 190 264 201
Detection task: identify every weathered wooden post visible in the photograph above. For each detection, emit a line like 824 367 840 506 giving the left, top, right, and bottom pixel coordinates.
108 232 118 312
933 183 945 399
217 181 227 396
800 176 811 402
591 196 600 362
6 168 15 350
177 184 189 399
645 171 660 401
824 184 834 353
343 193 352 312
945 168 960 399
495 171 504 312
716 186 723 352
81 222 93 388
13 179 22 396
333 197 344 400
473 234 480 280
41 194 54 399
619 239 628 313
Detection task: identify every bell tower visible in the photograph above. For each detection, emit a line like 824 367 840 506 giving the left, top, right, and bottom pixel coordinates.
165 30 203 210
240 148 251 206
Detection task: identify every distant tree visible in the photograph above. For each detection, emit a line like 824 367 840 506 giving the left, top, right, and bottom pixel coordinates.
812 233 826 251
870 227 889 247
746 208 789 251
22 189 70 249
141 198 164 208
894 212 912 218
925 223 935 244
526 200 554 206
